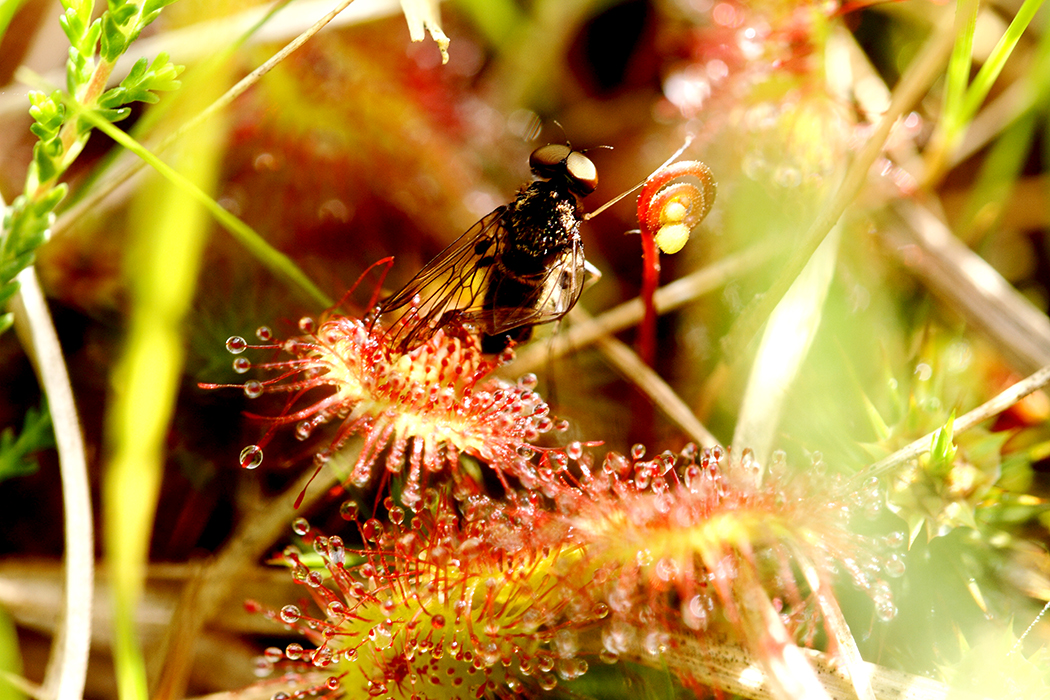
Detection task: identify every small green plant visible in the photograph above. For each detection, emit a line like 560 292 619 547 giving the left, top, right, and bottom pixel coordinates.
0 0 182 334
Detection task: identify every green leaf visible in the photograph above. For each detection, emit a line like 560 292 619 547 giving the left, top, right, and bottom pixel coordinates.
0 251 35 282
0 0 30 47
58 0 94 45
58 8 83 46
100 13 127 61
961 0 1046 125
80 18 101 60
100 55 182 110
0 280 18 306
0 313 11 336
31 141 59 183
97 106 132 122
141 0 177 17
123 55 149 85
0 404 54 484
97 86 128 109
36 183 68 213
928 413 958 477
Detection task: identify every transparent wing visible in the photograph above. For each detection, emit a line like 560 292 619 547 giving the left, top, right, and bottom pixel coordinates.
479 237 588 334
378 208 508 349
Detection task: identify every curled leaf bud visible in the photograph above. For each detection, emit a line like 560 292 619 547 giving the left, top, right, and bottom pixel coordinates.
637 160 717 254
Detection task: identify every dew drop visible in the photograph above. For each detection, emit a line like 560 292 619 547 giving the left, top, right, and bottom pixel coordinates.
328 536 345 564
243 380 264 399
741 151 767 180
226 336 248 354
239 445 264 469
883 530 906 549
519 373 538 389
325 677 340 691
643 630 669 656
874 596 898 622
361 518 383 541
885 554 906 578
773 164 801 188
554 628 578 658
603 452 629 476
431 614 446 629
567 442 583 460
631 443 646 460
553 418 570 432
280 605 301 623
682 594 709 630
291 518 310 536
256 326 273 341
340 501 360 521
252 656 273 677
299 317 316 333
232 357 251 374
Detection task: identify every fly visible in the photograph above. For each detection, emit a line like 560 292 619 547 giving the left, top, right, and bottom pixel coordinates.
376 143 601 353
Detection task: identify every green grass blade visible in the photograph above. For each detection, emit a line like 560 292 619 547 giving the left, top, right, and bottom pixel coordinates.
942 0 979 140
72 104 331 308
0 0 29 45
961 0 1046 125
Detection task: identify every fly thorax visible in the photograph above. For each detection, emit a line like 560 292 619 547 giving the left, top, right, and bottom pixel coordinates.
501 181 582 276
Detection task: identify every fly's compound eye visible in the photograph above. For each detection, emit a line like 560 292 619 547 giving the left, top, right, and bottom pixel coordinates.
529 144 597 197
529 144 572 175
564 151 597 196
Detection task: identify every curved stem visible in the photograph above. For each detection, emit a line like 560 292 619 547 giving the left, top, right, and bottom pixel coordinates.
10 267 93 700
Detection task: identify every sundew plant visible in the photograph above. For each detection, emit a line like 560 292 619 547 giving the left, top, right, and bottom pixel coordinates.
3 1 1050 700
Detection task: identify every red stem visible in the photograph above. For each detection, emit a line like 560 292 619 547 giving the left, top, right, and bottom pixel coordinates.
633 158 716 367
638 229 660 367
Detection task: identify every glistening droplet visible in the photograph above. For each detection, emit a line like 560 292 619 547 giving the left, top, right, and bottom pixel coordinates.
240 445 264 469
226 336 248 354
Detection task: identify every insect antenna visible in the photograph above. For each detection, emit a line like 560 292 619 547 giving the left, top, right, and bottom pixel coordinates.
583 135 696 221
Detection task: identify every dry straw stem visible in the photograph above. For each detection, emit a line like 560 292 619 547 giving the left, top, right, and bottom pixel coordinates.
8 267 93 700
721 6 959 358
185 673 332 700
507 245 771 376
657 633 979 700
883 199 1050 375
0 560 303 642
149 448 350 700
570 307 720 448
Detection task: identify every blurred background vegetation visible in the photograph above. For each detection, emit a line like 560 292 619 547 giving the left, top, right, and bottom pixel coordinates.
3 0 1050 698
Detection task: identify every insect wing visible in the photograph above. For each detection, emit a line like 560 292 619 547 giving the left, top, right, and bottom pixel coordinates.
483 236 588 333
379 208 507 348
